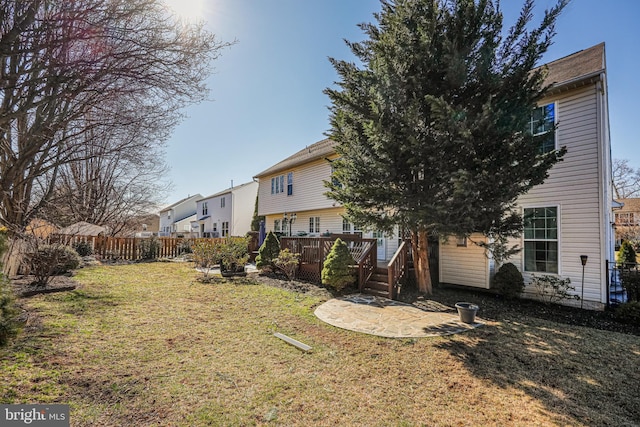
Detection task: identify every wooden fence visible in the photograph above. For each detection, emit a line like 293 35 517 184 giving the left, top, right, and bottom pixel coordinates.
50 235 224 261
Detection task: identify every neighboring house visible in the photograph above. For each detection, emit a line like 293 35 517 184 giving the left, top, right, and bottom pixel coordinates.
128 213 160 238
57 221 107 237
440 43 615 310
254 138 398 261
613 198 640 248
158 194 202 237
191 181 258 238
25 219 58 240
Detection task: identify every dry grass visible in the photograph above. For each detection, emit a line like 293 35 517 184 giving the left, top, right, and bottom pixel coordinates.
2 262 639 426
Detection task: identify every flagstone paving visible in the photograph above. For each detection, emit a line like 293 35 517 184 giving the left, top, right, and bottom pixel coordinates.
314 294 484 338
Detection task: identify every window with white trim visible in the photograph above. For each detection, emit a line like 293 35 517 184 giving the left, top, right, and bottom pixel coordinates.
456 236 467 247
287 172 293 196
220 197 225 208
274 219 281 233
524 207 558 273
530 103 556 153
309 217 320 233
221 221 229 237
271 175 286 195
202 202 208 216
342 218 351 234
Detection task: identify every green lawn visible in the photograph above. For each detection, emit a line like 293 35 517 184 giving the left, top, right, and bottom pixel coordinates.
2 262 639 426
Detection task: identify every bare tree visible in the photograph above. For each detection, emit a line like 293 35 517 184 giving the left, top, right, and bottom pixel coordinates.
0 0 229 233
613 159 640 199
0 0 231 274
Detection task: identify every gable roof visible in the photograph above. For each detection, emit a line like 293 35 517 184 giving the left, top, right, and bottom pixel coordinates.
541 43 605 91
197 181 256 201
57 221 106 236
159 194 202 213
254 138 337 178
615 198 640 213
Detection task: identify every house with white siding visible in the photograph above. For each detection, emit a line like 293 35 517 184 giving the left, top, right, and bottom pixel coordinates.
254 139 399 261
158 194 202 237
440 43 615 310
192 181 258 238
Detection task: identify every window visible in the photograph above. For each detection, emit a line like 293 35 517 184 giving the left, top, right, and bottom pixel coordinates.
287 172 293 196
342 218 351 234
202 202 208 215
271 175 287 194
615 212 639 226
456 236 467 247
274 219 281 233
220 197 225 208
213 223 217 232
221 221 229 237
530 103 556 153
309 217 320 233
167 212 171 219
524 207 558 273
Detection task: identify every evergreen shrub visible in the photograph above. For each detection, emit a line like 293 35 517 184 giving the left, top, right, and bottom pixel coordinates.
492 262 524 299
256 232 280 271
0 227 18 346
614 301 640 325
617 241 637 267
321 238 355 291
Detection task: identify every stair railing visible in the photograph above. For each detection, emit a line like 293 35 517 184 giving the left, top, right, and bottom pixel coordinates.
387 240 409 299
356 241 377 291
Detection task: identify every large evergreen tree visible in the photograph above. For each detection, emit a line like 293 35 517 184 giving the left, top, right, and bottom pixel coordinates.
325 0 567 294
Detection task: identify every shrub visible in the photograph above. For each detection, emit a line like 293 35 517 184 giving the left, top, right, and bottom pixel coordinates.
614 301 640 325
28 243 81 286
492 262 524 299
322 238 355 291
192 240 222 279
138 237 160 260
530 274 579 305
177 239 193 254
256 232 280 271
274 249 300 281
219 236 250 272
620 268 640 302
73 240 93 257
0 227 18 347
617 241 637 267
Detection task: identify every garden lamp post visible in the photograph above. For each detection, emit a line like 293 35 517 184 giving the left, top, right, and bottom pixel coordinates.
580 255 588 308
283 212 296 237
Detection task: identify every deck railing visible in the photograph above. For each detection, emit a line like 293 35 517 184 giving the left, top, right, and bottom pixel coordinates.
387 240 409 299
280 235 377 283
356 241 377 291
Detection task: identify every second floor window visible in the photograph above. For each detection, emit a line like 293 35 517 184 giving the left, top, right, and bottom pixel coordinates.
530 103 556 154
202 202 208 215
271 175 286 194
220 197 226 208
287 172 293 196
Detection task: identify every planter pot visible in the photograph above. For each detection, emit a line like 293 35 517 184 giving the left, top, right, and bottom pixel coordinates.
455 302 479 323
220 264 247 277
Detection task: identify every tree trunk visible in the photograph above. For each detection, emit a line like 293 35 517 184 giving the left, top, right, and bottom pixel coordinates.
411 228 432 294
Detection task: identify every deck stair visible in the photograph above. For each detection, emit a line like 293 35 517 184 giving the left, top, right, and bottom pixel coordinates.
362 267 392 298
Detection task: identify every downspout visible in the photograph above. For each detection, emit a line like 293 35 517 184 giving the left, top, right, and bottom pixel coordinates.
596 72 610 306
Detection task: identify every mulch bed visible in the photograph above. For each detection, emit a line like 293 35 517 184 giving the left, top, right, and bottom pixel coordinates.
251 272 640 336
11 275 78 298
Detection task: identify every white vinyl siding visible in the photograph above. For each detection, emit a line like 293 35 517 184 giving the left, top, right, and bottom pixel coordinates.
514 85 604 303
257 158 337 216
439 234 491 289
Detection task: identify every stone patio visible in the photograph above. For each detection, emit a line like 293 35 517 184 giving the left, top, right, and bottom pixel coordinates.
314 294 484 338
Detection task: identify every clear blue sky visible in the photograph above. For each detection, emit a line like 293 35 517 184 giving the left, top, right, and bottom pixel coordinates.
163 0 640 205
